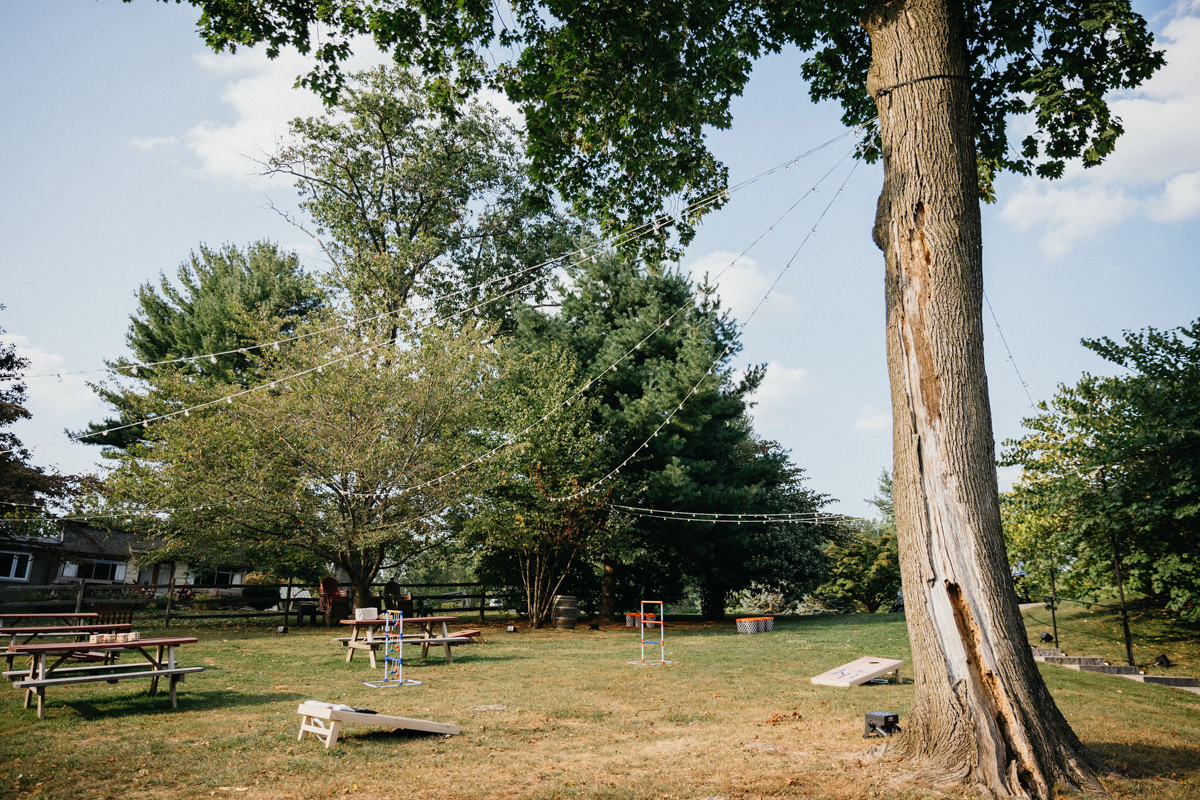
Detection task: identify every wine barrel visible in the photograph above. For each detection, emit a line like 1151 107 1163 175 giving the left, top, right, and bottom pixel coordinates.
552 595 579 629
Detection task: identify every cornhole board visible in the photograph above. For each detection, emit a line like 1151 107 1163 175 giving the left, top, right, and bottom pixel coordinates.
810 657 903 687
297 702 460 749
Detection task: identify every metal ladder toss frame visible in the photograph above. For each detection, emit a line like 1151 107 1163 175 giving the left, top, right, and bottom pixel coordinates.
363 610 422 688
628 600 677 666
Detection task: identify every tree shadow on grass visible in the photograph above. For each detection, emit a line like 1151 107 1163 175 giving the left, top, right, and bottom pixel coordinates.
56 689 306 721
1089 741 1200 779
402 650 532 666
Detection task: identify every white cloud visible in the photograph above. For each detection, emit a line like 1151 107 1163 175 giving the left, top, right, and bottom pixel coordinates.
684 251 796 320
1148 169 1200 222
129 136 178 151
9 335 103 418
183 49 333 185
999 3 1200 255
1000 183 1134 258
853 405 890 432
744 360 808 434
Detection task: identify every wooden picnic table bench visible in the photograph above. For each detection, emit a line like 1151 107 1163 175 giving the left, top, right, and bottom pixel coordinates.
8 636 203 719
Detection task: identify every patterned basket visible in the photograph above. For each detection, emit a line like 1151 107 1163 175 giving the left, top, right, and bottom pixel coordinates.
88 631 142 644
625 612 657 627
735 616 774 634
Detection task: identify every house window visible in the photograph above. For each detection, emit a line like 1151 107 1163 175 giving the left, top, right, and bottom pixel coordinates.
194 569 245 587
60 560 127 582
0 551 32 582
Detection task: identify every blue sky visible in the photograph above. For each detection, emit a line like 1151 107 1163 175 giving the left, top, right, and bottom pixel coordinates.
2 0 1197 517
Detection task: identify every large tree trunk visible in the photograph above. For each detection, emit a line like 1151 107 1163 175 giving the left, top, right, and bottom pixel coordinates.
599 559 617 623
863 1 1105 797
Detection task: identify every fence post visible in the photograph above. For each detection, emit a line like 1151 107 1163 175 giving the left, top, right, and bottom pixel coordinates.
284 577 293 628
163 563 177 628
74 578 86 613
479 586 486 623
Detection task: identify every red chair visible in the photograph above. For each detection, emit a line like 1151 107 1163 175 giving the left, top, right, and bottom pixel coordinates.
319 577 351 626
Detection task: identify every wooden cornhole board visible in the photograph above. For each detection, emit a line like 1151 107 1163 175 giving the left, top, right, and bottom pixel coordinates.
297 702 460 749
810 656 903 687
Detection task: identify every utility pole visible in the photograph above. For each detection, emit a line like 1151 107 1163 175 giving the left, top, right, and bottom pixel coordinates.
1047 563 1059 648
1098 467 1135 666
1111 531 1135 666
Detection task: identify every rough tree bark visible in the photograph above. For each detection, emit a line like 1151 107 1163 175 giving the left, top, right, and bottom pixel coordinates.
599 560 617 623
863 1 1106 797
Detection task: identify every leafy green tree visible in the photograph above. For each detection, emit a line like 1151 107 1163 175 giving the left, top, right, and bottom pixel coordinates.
814 472 901 613
512 251 826 619
473 346 612 627
147 0 1166 791
1002 320 1200 620
105 313 499 607
267 66 577 330
77 241 324 449
816 521 901 613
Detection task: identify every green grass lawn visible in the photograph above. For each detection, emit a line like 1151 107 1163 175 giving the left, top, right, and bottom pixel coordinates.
1021 599 1200 675
0 612 1197 799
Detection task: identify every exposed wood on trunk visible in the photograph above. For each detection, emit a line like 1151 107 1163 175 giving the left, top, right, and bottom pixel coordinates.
862 1 1106 796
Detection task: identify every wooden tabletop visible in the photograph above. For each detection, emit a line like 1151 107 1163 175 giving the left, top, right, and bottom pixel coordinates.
9 636 198 654
339 615 457 625
1 623 133 635
0 613 99 621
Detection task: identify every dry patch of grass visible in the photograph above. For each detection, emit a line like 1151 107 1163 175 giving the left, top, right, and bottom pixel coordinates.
0 613 1196 799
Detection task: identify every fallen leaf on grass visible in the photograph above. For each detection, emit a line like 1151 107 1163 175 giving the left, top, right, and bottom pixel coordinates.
765 712 803 725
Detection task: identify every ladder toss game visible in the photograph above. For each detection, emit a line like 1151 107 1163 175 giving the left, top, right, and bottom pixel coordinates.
363 611 422 688
628 600 677 666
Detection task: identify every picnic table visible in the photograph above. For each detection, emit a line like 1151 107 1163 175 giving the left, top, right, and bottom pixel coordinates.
338 615 478 667
5 636 203 719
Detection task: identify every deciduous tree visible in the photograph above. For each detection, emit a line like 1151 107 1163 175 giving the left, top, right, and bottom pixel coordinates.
1002 319 1200 620
106 314 499 607
77 241 324 449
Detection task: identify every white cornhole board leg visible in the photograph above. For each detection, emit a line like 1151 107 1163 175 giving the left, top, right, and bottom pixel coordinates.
810 656 904 687
296 702 460 749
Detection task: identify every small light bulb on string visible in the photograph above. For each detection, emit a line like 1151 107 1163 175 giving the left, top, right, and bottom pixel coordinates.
131 366 139 376
209 355 218 364
225 397 233 404
184 410 190 417
56 374 63 383
273 341 280 351
238 348 248 355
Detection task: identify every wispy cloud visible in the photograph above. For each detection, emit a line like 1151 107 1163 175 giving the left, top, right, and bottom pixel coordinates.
129 136 178 151
684 250 797 321
183 49 334 185
853 405 890 432
999 4 1200 255
8 335 103 419
744 360 808 435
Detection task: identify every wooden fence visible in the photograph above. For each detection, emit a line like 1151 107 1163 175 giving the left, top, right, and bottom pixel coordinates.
0 579 520 627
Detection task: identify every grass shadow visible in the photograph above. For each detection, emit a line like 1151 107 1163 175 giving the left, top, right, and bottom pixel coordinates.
57 689 306 721
1089 741 1200 779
